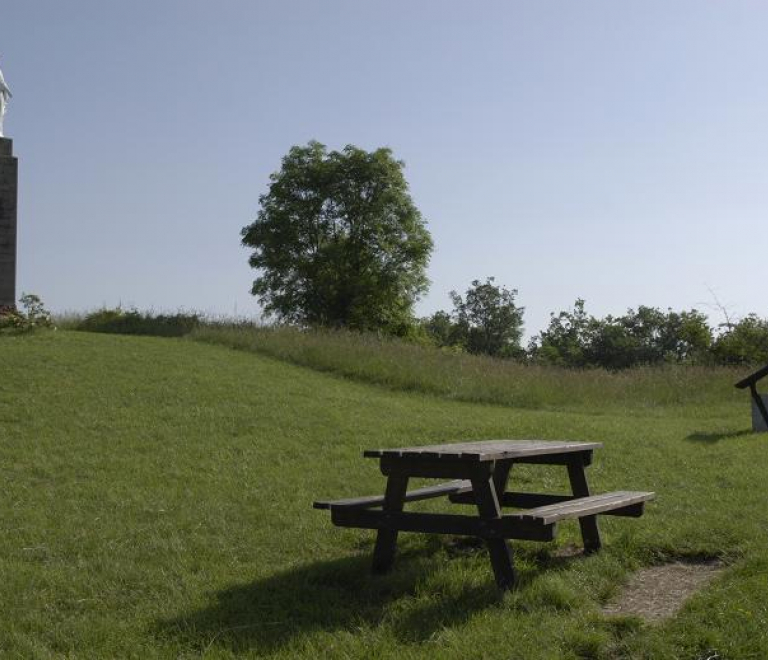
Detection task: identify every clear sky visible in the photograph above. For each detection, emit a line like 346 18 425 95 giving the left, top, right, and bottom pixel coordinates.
2 1 767 337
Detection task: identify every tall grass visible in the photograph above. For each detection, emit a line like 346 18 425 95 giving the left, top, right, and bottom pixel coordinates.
191 324 746 413
65 308 201 337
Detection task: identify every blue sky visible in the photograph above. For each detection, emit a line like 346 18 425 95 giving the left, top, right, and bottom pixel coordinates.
2 1 767 337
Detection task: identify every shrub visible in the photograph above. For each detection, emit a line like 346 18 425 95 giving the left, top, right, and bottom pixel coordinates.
530 300 714 369
422 278 525 358
0 294 54 335
711 315 768 365
76 308 200 337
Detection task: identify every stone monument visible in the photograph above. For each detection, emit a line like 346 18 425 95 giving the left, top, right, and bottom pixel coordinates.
0 61 17 309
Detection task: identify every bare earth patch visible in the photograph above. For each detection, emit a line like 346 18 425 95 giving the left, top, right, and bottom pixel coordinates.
603 559 725 622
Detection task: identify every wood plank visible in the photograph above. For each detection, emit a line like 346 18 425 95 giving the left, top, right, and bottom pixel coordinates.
567 457 601 552
450 491 575 508
313 479 472 510
516 491 655 525
364 439 602 462
605 502 646 517
371 474 409 574
451 490 650 516
471 473 517 588
509 452 594 466
379 456 494 480
492 460 513 499
330 508 556 542
735 363 768 389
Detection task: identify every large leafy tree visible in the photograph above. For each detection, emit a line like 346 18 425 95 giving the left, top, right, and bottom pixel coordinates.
242 142 433 333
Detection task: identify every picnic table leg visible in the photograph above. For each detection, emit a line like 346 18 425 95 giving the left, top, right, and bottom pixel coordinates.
492 459 513 500
567 457 601 553
472 474 517 589
371 474 409 574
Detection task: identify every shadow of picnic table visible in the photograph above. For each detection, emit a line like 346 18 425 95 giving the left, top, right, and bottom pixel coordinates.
155 542 507 655
685 429 754 444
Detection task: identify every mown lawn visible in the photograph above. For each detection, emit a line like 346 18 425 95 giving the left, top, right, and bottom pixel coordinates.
1 331 767 659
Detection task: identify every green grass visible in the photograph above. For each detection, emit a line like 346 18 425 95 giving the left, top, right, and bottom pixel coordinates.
1 330 767 659
191 324 745 415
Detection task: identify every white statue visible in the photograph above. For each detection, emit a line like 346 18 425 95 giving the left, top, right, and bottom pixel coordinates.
0 62 11 138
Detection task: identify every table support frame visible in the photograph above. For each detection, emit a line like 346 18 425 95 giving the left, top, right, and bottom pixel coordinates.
471 472 516 588
566 456 601 552
371 474 409 574
368 451 600 589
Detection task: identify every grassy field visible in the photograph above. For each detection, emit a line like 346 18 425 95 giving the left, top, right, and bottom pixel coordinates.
191 324 744 415
2 331 767 659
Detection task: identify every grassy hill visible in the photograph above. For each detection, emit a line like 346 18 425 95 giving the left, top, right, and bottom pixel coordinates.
1 331 767 659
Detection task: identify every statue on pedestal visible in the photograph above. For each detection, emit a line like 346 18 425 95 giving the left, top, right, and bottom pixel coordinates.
0 61 12 138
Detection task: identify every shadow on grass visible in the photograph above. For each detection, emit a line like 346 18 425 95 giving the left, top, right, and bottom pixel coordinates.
156 542 508 655
685 429 754 444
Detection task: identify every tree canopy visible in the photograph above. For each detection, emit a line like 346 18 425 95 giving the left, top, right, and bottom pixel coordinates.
451 278 525 358
529 300 714 369
422 278 525 358
242 141 433 334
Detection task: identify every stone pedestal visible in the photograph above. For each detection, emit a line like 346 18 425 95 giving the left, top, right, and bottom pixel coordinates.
0 138 18 308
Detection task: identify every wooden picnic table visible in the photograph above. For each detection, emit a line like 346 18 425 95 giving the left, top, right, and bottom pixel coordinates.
315 439 654 589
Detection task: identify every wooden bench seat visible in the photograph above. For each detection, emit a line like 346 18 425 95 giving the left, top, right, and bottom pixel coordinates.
316 485 654 522
322 490 654 543
313 479 471 510
512 491 655 524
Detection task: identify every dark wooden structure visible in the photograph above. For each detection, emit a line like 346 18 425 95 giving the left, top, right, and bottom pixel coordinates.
314 440 654 589
735 364 768 431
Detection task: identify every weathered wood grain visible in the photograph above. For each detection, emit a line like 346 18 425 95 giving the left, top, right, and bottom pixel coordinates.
514 491 655 525
364 439 602 462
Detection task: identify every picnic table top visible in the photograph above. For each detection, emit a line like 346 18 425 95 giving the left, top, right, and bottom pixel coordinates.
363 439 602 463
